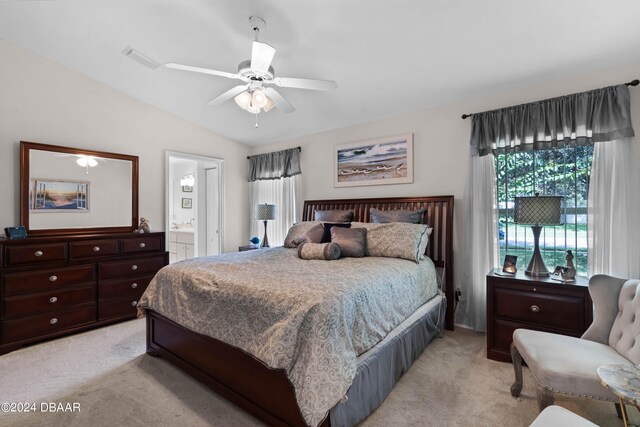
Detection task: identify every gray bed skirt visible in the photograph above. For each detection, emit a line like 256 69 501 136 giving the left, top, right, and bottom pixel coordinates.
329 294 446 427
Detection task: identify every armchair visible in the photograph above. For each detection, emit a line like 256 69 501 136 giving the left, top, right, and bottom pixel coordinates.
510 275 640 411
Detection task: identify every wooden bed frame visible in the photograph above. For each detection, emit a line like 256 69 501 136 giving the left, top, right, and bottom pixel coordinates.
146 195 454 427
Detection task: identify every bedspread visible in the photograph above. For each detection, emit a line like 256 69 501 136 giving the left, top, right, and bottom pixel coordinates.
137 247 438 426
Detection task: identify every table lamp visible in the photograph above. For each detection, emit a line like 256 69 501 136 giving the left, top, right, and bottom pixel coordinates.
513 194 563 276
255 203 276 248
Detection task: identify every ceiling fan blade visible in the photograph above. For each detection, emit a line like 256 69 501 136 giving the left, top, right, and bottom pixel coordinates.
272 77 338 91
264 87 295 113
250 41 276 73
165 63 242 80
206 85 249 106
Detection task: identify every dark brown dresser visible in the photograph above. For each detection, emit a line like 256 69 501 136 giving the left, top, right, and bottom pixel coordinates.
486 268 593 362
0 232 168 355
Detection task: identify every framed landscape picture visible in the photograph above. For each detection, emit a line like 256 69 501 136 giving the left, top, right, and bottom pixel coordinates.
30 179 89 212
334 134 413 187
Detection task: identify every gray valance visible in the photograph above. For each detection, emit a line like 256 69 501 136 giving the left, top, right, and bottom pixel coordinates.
248 147 301 181
471 84 635 156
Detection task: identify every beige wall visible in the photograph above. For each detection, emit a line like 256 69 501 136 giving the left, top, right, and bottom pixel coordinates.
251 62 640 318
0 38 250 252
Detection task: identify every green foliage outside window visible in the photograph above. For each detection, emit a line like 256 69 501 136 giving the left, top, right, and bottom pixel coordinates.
495 145 593 274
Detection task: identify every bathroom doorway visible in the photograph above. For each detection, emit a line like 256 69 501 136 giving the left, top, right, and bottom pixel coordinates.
165 151 224 263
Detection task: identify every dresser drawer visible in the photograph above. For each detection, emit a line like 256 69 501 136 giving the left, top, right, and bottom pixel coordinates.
2 264 96 296
99 255 166 280
2 304 96 342
70 239 119 260
122 236 163 254
2 285 95 318
99 275 153 300
4 243 67 266
493 287 584 332
98 296 142 321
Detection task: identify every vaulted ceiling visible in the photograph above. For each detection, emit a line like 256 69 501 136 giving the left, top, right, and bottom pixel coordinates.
1 0 639 146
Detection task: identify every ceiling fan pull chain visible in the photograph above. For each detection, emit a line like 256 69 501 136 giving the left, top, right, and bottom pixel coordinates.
255 112 259 128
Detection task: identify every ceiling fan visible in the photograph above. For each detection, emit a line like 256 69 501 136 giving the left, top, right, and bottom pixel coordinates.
165 16 338 119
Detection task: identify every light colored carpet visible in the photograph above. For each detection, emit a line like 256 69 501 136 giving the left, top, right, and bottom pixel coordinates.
0 319 633 426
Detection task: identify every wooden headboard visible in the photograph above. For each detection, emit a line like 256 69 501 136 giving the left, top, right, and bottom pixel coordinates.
302 195 455 330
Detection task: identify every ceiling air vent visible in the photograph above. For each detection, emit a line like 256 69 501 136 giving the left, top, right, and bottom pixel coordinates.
121 46 159 70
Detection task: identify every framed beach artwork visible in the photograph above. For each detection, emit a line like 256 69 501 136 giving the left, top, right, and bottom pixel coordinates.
30 179 89 212
334 134 413 187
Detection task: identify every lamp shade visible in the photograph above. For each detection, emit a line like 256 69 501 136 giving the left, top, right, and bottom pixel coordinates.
513 195 563 225
255 204 276 221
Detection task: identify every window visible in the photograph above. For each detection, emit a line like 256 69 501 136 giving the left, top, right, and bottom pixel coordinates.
250 175 300 247
495 145 593 274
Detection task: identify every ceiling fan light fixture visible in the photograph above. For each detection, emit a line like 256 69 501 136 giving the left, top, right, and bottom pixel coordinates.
76 155 97 167
251 89 268 108
234 91 252 110
246 103 261 114
263 96 276 112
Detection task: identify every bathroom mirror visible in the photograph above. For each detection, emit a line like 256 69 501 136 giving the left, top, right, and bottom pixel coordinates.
20 141 139 236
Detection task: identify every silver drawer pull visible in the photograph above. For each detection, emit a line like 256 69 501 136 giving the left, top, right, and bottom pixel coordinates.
93 246 101 252
531 305 540 313
34 250 43 257
49 318 58 325
139 243 146 248
131 300 138 307
131 264 138 271
131 283 138 289
49 296 58 303
49 275 58 282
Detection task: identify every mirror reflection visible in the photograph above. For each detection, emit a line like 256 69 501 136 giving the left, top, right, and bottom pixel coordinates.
21 142 138 235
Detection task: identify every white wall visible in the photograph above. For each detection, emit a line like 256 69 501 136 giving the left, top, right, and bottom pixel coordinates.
0 38 249 252
251 62 640 324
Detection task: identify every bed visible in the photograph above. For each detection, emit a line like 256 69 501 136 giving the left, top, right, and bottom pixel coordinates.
140 196 454 427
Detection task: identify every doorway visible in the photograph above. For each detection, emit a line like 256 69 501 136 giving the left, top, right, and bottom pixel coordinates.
165 151 224 263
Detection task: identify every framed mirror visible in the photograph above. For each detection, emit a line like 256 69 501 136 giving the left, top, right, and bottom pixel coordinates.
20 141 139 236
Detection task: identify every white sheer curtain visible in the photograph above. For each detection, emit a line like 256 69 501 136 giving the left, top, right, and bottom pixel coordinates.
460 154 499 331
588 137 640 278
250 175 301 247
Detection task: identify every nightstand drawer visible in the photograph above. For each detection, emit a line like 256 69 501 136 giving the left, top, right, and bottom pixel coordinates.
493 287 584 332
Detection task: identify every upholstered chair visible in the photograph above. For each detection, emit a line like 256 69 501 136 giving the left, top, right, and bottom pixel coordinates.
510 275 640 412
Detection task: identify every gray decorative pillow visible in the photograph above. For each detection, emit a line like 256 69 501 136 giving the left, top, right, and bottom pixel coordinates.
351 222 428 262
283 221 323 248
330 227 367 258
370 208 424 224
297 242 341 260
418 227 434 259
314 209 354 222
292 223 325 246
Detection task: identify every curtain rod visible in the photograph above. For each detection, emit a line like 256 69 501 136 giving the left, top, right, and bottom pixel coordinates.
247 146 301 159
460 79 639 120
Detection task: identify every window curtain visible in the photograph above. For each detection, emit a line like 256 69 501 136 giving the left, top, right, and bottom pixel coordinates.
588 137 640 278
460 154 499 331
248 148 301 246
470 85 634 157
463 83 636 331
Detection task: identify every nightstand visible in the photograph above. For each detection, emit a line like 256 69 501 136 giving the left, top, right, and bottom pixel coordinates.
486 268 592 362
238 245 260 252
